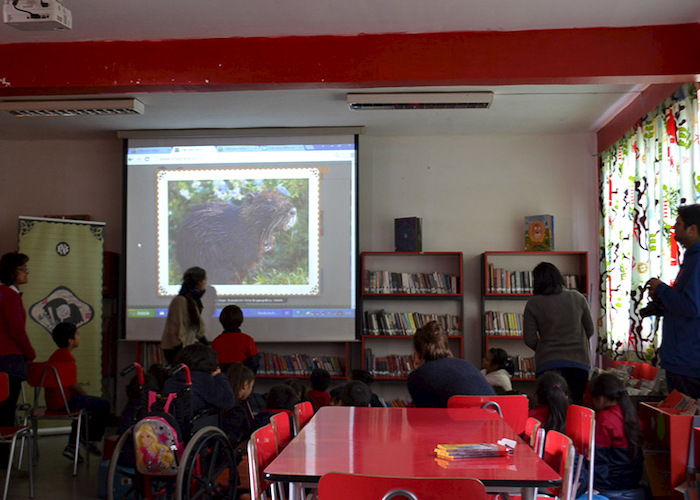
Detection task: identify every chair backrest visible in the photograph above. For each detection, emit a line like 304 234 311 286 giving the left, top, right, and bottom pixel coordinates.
270 411 292 453
248 423 278 500
541 430 575 500
27 362 77 388
447 395 529 434
27 362 77 410
524 417 545 456
318 473 488 500
293 401 314 435
565 405 595 500
0 372 8 403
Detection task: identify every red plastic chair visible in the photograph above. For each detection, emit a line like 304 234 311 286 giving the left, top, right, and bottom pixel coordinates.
524 416 545 457
247 423 281 500
318 473 488 500
270 411 293 453
565 405 595 500
27 361 88 476
0 372 33 500
505 430 575 500
447 395 529 434
293 401 314 435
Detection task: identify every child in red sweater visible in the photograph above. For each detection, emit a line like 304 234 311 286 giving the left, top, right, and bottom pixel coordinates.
47 322 111 462
211 305 260 374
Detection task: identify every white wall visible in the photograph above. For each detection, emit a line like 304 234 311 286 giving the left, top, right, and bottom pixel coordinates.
0 137 124 255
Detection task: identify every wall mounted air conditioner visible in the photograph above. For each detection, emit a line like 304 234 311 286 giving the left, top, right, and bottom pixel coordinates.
347 92 493 110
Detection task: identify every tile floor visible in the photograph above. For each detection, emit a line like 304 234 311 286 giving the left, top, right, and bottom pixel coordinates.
4 433 101 500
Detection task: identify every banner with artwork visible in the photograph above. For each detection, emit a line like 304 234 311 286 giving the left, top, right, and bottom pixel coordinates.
18 217 104 392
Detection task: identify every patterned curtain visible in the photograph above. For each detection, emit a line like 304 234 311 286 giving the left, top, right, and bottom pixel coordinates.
599 83 699 363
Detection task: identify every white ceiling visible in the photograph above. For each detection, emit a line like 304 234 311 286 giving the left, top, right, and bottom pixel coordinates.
0 0 698 139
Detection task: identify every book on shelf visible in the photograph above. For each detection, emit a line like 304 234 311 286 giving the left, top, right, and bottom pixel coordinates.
363 309 461 336
364 348 414 378
484 311 523 336
364 269 459 295
394 217 422 252
524 214 555 251
511 355 536 380
487 264 580 294
258 351 344 377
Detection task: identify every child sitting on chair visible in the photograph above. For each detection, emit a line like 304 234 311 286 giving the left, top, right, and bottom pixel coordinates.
307 368 331 410
529 371 570 433
211 305 260 374
481 348 514 393
47 322 111 462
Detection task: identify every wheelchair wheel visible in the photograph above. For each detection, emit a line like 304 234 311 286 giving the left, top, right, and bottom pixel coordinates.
176 426 237 500
107 426 139 500
107 426 175 500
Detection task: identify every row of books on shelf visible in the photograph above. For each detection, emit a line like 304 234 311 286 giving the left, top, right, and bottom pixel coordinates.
363 310 461 336
512 356 536 380
484 311 523 336
258 351 344 377
364 270 459 295
487 264 579 294
364 349 414 378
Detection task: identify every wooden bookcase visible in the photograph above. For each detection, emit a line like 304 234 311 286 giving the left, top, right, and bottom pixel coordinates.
481 251 589 383
359 251 464 380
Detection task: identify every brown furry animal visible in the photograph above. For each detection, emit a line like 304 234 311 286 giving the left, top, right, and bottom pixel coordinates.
175 190 297 284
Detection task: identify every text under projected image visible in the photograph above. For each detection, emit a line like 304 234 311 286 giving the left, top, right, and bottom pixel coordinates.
125 134 358 342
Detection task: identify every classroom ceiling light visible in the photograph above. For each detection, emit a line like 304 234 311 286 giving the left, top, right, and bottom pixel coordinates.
0 98 145 116
347 92 493 110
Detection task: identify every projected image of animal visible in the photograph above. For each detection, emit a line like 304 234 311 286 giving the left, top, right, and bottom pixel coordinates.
175 190 298 284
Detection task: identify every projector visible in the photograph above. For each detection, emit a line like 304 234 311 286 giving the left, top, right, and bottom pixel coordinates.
3 0 72 30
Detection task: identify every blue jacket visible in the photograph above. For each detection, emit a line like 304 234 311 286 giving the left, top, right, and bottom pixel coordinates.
407 357 494 408
657 241 700 377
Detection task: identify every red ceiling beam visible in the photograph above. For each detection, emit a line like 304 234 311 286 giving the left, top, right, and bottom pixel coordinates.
0 24 698 97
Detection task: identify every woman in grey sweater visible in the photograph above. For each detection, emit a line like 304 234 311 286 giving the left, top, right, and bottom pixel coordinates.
523 262 594 405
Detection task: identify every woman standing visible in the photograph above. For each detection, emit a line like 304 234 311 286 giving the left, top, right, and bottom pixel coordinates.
523 262 594 405
161 266 208 364
0 252 37 427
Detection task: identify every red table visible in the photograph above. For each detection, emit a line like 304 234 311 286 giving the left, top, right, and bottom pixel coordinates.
264 406 560 494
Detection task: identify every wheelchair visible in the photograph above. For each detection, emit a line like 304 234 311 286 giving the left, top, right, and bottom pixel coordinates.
107 362 237 500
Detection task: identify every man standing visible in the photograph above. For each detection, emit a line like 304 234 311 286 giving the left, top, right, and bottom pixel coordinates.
649 204 700 399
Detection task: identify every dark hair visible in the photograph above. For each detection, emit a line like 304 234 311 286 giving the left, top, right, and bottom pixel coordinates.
336 381 372 407
535 371 570 433
51 322 77 348
310 368 331 391
351 369 374 386
532 262 565 295
677 204 700 231
179 267 207 330
283 378 308 400
173 343 219 373
226 362 255 396
413 321 452 362
0 252 28 286
590 373 641 458
219 304 244 331
488 348 515 375
266 384 299 411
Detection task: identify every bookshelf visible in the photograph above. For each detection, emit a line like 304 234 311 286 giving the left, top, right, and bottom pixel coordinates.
481 251 589 383
360 251 464 380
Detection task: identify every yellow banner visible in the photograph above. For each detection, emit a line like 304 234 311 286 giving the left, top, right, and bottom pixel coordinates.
18 217 104 393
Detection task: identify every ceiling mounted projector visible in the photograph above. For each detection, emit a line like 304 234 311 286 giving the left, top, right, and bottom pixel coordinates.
0 98 145 117
347 92 493 110
3 0 71 30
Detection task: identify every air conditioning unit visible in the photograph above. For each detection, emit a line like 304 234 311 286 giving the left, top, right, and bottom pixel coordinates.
0 98 145 117
347 92 493 110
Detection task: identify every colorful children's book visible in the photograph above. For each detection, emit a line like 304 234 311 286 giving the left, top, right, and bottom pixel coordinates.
524 214 554 251
434 443 510 460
